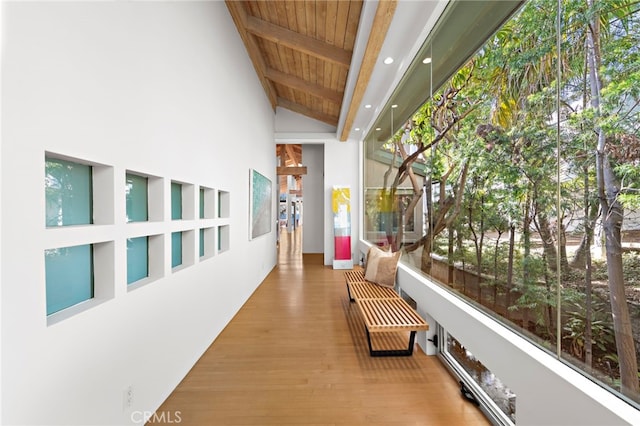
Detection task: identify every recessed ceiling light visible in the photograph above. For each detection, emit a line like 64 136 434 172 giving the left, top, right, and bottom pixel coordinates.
355 128 360 131
365 104 372 109
375 127 381 131
391 104 398 108
422 57 432 64
383 57 394 65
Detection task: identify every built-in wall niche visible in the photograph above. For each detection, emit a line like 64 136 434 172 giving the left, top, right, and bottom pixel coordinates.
171 229 195 271
199 186 216 219
45 240 115 325
45 153 114 226
44 153 115 324
218 190 230 218
126 234 164 290
199 227 215 259
126 171 163 222
171 180 195 221
218 225 230 253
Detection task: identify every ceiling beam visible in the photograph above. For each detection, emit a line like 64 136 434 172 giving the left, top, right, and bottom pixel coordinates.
278 98 339 126
339 0 397 141
265 68 343 104
246 15 352 67
225 1 278 109
284 144 299 166
277 166 307 176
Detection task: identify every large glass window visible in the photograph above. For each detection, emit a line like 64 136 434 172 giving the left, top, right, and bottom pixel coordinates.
45 157 92 226
364 0 640 408
45 244 94 315
444 332 515 423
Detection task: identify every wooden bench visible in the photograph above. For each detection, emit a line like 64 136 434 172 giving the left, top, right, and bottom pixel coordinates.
343 267 429 357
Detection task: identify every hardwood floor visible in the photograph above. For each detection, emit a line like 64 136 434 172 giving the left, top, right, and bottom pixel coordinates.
154 228 490 425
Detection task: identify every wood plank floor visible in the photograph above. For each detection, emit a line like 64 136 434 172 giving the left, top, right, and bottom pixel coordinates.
154 229 490 425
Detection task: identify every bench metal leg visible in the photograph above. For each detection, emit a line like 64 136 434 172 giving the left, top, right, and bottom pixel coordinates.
346 284 355 302
365 328 417 357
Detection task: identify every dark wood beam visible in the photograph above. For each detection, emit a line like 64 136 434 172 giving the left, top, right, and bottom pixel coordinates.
265 68 343 104
277 166 308 176
246 15 352 67
284 144 298 166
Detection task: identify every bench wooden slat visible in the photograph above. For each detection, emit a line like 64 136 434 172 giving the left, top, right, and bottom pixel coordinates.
348 281 397 300
344 269 365 284
357 298 429 332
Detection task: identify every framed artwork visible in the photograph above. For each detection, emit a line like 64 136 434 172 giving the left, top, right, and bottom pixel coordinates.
249 168 272 240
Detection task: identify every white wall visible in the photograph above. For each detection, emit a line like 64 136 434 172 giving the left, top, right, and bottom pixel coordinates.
1 2 277 425
301 144 324 254
356 241 640 425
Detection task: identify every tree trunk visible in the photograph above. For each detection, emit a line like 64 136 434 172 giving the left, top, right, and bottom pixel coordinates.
570 203 599 268
506 224 516 312
598 151 638 396
536 211 559 272
587 4 638 395
584 165 594 371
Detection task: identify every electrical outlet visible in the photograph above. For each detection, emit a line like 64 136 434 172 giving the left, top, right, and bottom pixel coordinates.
123 385 133 411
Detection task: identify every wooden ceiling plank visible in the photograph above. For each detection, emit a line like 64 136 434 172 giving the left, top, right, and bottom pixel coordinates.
339 0 397 141
334 0 350 49
325 0 338 46
278 97 338 126
225 1 278 109
245 15 351 68
284 1 304 86
265 67 342 104
274 1 289 28
343 1 362 49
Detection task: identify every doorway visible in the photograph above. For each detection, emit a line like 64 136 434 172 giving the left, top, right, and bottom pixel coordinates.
276 144 324 262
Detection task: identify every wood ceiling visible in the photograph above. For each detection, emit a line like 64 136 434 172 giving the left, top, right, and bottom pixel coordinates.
225 1 397 140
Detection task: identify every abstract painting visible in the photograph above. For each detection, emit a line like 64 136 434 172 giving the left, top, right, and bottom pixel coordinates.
249 168 272 240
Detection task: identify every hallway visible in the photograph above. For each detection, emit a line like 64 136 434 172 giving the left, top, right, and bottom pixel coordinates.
154 229 490 425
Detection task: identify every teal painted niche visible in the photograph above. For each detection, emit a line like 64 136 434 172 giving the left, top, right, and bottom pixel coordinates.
127 236 149 284
171 231 182 268
126 173 148 222
45 244 94 315
171 182 182 220
45 157 92 227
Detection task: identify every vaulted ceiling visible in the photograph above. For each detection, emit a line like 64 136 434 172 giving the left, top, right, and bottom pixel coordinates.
225 0 396 141
226 1 525 144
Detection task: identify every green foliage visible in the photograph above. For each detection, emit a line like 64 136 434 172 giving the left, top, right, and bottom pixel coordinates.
563 300 615 358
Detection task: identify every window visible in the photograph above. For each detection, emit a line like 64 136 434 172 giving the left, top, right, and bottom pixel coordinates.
363 0 640 409
171 231 182 268
199 228 205 258
443 331 515 424
45 157 92 226
45 244 94 315
127 236 148 284
126 173 148 222
171 182 182 220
